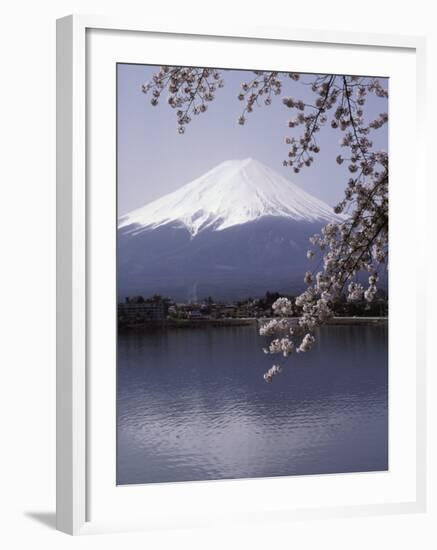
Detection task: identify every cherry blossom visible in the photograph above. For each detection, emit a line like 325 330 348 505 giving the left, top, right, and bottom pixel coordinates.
141 66 224 133
141 66 388 382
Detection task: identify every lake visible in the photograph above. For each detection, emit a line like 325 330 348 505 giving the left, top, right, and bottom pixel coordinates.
117 323 388 485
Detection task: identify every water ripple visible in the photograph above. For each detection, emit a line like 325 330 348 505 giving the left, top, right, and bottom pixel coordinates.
117 324 388 484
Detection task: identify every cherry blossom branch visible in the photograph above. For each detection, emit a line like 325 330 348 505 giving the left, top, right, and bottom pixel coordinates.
139 66 389 383
141 66 225 133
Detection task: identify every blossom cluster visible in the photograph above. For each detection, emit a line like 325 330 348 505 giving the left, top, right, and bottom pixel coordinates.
280 75 388 175
263 337 294 357
263 364 282 383
259 317 293 336
236 72 284 125
347 282 364 302
141 66 224 133
260 150 388 381
271 297 293 316
297 333 316 353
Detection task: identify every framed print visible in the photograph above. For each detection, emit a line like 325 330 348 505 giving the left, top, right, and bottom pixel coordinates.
56 15 427 535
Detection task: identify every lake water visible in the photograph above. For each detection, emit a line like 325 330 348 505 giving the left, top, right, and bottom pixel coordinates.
117 324 388 485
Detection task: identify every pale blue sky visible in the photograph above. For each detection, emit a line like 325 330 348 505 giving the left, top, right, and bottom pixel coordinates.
117 64 388 216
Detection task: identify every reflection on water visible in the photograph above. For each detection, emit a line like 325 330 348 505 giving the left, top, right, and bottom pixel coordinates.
117 324 388 485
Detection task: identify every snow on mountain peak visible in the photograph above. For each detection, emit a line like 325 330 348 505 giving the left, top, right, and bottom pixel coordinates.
119 158 341 236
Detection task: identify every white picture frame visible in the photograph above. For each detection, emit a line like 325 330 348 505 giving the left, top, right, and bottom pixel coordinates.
56 14 427 535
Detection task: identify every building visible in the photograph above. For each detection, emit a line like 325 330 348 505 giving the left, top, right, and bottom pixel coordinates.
118 297 165 324
235 303 262 318
188 308 205 320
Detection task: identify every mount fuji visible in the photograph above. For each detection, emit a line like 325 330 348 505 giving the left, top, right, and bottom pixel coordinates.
118 158 341 301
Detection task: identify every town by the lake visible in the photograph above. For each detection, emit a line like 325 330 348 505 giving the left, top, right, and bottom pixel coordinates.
118 291 388 329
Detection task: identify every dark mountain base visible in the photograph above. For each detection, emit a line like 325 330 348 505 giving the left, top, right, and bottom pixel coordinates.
117 217 325 302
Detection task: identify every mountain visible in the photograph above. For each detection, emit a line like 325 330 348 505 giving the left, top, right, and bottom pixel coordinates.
118 159 341 301
119 158 339 236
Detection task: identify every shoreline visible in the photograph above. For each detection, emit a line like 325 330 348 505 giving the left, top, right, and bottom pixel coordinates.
119 316 388 331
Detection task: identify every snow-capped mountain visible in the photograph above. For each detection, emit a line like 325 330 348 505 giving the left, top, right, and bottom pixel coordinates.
118 159 341 301
118 158 339 237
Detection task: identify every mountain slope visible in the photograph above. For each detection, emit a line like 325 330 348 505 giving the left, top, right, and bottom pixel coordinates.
118 217 325 301
118 158 340 237
118 159 341 301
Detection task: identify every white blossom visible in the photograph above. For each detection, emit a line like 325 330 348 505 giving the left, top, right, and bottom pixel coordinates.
265 338 295 357
141 67 224 133
272 297 293 316
259 318 293 336
297 333 316 353
263 364 283 383
347 282 364 302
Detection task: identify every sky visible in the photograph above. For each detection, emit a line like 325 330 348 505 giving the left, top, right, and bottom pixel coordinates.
117 64 388 216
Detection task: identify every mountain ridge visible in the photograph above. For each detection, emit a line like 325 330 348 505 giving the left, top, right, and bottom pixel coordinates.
118 158 341 237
